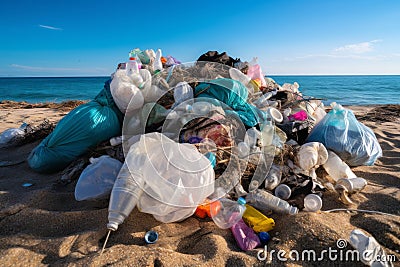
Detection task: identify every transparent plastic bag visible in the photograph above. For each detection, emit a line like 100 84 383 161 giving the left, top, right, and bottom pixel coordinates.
75 155 123 201
306 103 382 166
129 133 215 222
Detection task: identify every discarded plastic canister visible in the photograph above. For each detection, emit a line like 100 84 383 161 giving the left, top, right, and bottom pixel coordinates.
242 204 275 232
246 189 298 215
303 194 322 212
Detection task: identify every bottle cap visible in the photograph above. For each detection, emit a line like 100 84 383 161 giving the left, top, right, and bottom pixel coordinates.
274 184 291 200
144 230 159 244
258 232 271 244
303 194 322 212
237 197 246 205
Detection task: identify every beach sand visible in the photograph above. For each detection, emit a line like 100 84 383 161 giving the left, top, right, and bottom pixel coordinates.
0 103 399 266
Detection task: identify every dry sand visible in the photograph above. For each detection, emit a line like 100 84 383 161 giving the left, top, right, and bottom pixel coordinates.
0 103 399 267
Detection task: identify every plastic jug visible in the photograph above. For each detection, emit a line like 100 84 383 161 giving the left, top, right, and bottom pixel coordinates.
231 218 261 251
242 204 275 233
245 189 298 215
210 197 246 229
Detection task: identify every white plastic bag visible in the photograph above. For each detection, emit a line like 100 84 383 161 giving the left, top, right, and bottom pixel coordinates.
110 70 144 113
323 151 357 182
75 156 123 201
297 142 328 171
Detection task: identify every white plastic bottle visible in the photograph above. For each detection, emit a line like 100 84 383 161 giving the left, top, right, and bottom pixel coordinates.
245 189 298 215
323 151 357 182
335 177 367 194
107 162 143 231
210 197 247 229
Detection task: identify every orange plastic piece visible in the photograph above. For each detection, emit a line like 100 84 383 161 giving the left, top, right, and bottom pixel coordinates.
161 56 167 64
195 200 221 218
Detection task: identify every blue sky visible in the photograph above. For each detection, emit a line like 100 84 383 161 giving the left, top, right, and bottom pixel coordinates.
0 0 399 76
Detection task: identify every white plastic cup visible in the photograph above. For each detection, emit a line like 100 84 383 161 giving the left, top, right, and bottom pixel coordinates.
303 194 322 212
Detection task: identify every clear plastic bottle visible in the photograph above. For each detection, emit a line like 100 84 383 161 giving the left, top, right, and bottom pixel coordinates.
107 162 144 231
210 197 246 229
230 218 261 251
245 189 298 215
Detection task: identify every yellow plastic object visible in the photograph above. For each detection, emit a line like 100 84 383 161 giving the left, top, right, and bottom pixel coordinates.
242 204 275 232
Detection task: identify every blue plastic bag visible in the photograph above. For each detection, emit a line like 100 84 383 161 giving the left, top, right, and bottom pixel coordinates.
306 104 382 166
28 80 123 173
195 78 263 127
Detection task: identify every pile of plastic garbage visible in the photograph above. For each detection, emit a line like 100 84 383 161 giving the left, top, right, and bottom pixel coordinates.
1 49 384 252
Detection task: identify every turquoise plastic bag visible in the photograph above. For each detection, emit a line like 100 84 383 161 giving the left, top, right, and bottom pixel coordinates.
195 78 261 126
28 80 123 173
306 104 382 166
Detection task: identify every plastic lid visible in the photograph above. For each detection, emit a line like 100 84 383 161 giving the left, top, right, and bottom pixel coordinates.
237 197 246 205
303 194 322 212
144 230 159 244
258 232 271 243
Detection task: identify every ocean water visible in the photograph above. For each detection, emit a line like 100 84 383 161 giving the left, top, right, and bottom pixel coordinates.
0 75 399 106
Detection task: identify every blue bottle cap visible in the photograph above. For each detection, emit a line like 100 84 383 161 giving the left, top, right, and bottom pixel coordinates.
237 197 246 205
258 232 271 244
144 230 159 244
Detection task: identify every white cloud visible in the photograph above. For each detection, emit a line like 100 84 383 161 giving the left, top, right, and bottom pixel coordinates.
39 24 63 31
333 40 382 54
11 64 79 71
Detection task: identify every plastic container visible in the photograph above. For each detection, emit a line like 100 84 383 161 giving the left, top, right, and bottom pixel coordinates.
335 177 367 194
230 218 261 251
274 184 291 200
107 162 144 231
303 194 323 212
245 189 298 215
210 197 246 229
242 204 275 233
323 151 357 182
253 92 273 109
